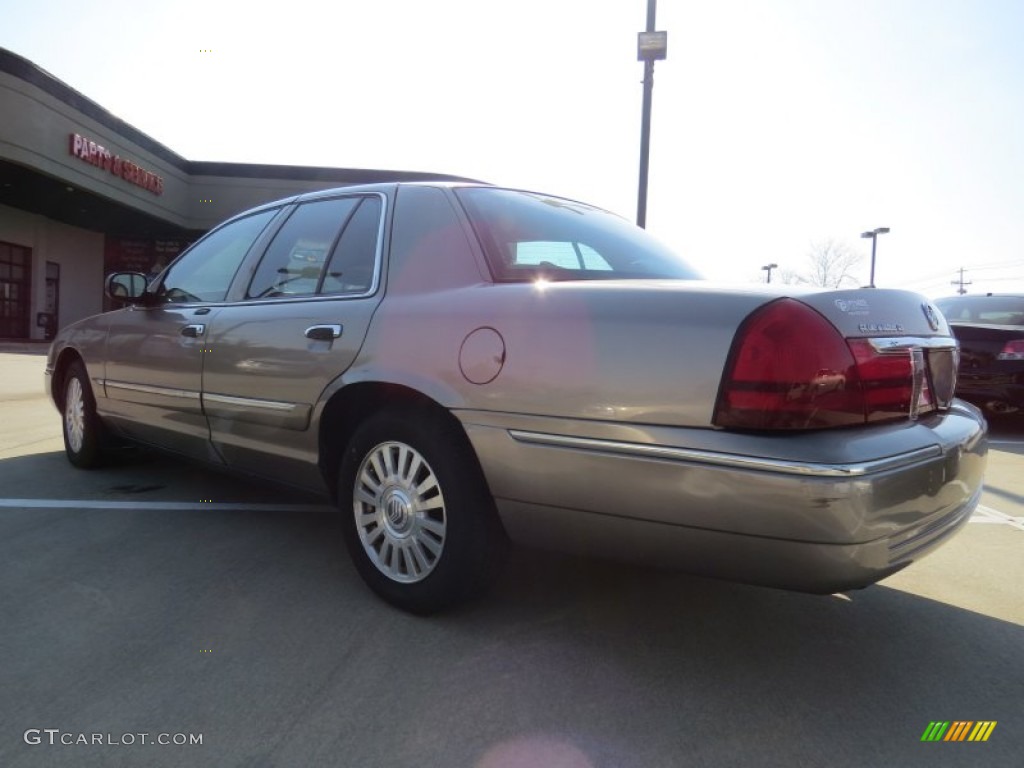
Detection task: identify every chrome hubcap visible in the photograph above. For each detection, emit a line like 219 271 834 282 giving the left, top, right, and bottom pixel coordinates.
354 441 446 583
65 377 85 453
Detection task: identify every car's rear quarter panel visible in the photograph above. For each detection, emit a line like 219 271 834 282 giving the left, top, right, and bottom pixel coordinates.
355 280 774 427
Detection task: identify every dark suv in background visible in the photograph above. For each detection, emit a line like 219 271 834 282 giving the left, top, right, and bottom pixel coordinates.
935 293 1024 417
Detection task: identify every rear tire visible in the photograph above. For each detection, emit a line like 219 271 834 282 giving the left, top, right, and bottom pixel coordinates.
338 407 507 614
61 360 105 468
983 400 1020 417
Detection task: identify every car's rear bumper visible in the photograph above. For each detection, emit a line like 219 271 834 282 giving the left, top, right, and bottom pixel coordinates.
459 403 987 592
956 366 1024 410
492 487 979 593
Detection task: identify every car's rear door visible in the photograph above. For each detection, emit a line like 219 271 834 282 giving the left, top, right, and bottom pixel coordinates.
200 192 388 488
102 207 281 460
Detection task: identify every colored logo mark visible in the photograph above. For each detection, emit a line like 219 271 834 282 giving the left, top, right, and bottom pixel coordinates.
921 721 996 742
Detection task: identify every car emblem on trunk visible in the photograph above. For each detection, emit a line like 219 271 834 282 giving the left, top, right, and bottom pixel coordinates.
835 298 870 314
922 303 941 331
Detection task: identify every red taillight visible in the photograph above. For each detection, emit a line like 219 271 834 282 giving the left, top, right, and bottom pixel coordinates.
714 299 933 430
997 340 1024 360
714 299 864 429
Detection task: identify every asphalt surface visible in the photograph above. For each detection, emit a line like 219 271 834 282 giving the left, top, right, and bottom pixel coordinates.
1 348 1021 767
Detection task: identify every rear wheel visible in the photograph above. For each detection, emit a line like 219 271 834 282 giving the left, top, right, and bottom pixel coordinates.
983 400 1020 417
338 408 506 613
61 360 105 468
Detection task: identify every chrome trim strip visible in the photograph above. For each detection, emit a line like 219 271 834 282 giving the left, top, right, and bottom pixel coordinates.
0 498 334 513
104 380 200 400
202 392 299 412
507 430 943 477
229 291 376 305
139 291 377 309
909 347 926 420
867 336 957 352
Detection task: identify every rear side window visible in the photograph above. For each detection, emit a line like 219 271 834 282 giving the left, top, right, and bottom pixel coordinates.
247 197 360 299
320 197 382 295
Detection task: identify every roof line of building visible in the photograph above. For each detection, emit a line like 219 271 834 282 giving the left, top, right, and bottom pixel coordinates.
0 46 480 184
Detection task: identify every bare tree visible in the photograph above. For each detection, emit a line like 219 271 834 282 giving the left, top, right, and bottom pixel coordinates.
776 267 806 286
802 238 863 288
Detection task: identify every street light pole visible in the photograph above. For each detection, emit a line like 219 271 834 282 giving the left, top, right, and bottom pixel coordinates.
860 227 890 288
762 263 778 283
636 0 666 228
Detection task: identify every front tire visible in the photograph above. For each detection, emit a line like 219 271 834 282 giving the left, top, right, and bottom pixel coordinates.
61 360 105 468
338 408 506 613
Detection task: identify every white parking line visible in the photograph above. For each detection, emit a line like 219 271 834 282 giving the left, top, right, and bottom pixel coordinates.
988 439 1024 446
0 498 333 512
970 504 1024 531
4 497 1021 530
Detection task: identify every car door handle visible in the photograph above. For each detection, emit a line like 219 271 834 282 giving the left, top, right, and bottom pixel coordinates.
180 324 206 338
305 324 343 341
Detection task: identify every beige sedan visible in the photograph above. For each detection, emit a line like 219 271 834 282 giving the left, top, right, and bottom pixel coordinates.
47 183 987 612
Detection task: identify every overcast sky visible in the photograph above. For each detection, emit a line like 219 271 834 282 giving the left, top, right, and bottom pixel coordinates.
3 0 1023 296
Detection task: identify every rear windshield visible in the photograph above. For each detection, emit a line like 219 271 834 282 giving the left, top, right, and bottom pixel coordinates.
935 296 1024 326
454 187 702 282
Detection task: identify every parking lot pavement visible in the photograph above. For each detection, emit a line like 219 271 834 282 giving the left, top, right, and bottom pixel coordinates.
879 415 1024 627
2 350 1022 767
0 347 64 461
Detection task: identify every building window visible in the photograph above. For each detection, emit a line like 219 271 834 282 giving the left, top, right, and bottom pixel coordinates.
0 241 31 339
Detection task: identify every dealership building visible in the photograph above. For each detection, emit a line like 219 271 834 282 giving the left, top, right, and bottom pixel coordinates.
0 46 469 341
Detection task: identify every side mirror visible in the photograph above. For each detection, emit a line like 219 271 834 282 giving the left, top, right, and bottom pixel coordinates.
105 272 149 303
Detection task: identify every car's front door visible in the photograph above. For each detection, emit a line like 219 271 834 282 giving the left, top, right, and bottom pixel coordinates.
200 193 387 487
102 207 280 460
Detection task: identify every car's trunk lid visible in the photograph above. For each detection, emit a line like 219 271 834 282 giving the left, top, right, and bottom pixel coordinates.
795 288 951 338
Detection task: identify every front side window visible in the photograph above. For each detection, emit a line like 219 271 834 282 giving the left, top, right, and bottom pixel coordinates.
454 187 702 282
157 209 277 303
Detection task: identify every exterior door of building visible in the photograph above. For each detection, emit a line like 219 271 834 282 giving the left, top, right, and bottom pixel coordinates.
0 241 31 339
43 261 60 340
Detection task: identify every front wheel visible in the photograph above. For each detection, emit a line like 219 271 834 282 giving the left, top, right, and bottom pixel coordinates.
61 360 105 468
338 408 506 613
